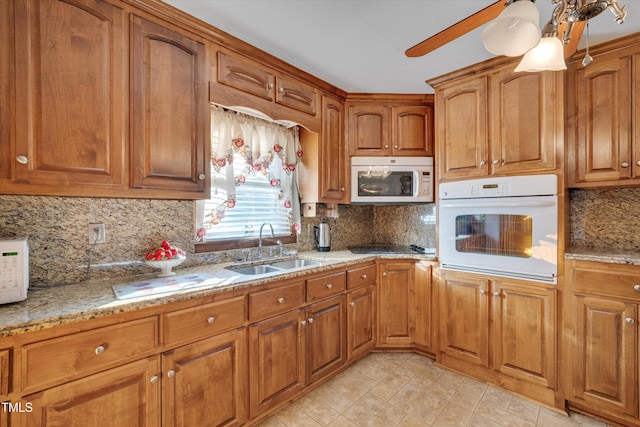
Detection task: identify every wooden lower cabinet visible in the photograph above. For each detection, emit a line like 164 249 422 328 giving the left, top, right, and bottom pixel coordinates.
162 328 246 427
248 309 306 419
565 259 640 425
305 295 346 385
346 285 376 361
377 260 433 352
438 270 559 407
21 357 160 427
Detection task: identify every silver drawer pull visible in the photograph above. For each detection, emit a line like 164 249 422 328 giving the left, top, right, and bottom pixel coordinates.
207 316 216 324
480 289 487 295
625 317 635 324
95 345 106 355
493 291 501 297
16 155 28 164
167 370 176 378
277 297 285 304
634 284 640 292
150 375 159 384
198 173 206 180
621 162 630 168
326 283 333 289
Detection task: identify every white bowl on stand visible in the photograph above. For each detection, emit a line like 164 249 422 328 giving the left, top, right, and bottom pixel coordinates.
145 257 185 277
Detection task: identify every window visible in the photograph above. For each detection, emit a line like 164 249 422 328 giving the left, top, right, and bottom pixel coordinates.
195 107 302 251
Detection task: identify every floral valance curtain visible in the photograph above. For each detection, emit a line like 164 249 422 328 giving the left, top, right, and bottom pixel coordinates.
206 105 303 234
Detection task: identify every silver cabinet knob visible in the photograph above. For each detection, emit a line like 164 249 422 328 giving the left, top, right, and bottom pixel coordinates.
493 291 501 297
350 301 356 307
480 289 487 295
301 320 307 325
384 145 389 149
625 317 635 324
198 173 206 180
267 82 274 89
361 274 367 279
340 187 345 191
636 160 640 167
150 375 159 384
634 284 640 292
394 145 398 149
492 159 499 165
621 162 630 168
16 155 28 164
308 318 314 324
326 283 333 289
207 316 216 324
479 160 486 166
382 272 387 277
277 297 285 304
167 370 176 378
95 345 105 355
278 87 284 93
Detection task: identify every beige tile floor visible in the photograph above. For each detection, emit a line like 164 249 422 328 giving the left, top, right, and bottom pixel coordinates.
255 352 616 427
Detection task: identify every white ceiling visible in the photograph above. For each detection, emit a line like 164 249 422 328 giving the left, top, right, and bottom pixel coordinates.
163 0 639 94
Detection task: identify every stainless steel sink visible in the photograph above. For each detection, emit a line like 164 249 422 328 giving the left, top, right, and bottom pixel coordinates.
226 258 322 276
228 265 281 275
270 259 321 269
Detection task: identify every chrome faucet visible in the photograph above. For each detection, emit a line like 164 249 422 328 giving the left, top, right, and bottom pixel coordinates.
258 222 274 258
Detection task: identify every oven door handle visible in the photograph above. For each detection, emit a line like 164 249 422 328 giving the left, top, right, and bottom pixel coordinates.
439 200 556 208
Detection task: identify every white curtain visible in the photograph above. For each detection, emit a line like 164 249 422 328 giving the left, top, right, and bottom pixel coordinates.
206 106 302 235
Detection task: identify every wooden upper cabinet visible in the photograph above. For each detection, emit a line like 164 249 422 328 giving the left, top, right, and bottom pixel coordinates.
215 48 318 117
130 15 208 195
319 94 347 202
9 0 128 191
392 105 434 156
569 50 634 186
489 68 558 175
436 76 489 180
347 100 433 157
432 57 561 181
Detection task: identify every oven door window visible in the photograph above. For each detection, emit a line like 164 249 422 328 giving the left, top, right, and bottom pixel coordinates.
455 214 533 258
357 171 413 197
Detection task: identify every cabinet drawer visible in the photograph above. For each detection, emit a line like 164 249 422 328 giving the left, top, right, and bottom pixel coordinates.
307 271 346 302
163 296 245 347
347 264 377 289
217 50 274 101
22 317 158 391
249 282 305 321
573 265 640 301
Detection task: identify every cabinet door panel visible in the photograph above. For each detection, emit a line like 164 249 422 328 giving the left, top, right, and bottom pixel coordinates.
440 273 489 367
575 56 632 183
348 106 390 156
437 77 489 179
12 0 127 188
392 106 433 156
162 328 246 427
490 70 557 174
572 296 637 417
23 357 160 427
319 95 346 202
275 75 318 115
249 309 305 418
131 15 206 194
306 296 346 384
347 285 376 360
493 282 556 388
379 262 414 346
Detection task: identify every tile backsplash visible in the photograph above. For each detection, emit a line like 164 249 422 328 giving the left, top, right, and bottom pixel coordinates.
0 195 435 287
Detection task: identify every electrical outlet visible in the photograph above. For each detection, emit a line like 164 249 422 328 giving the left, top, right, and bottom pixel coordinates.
88 223 106 244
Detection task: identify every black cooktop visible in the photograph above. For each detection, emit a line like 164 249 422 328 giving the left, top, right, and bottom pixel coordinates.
348 245 435 255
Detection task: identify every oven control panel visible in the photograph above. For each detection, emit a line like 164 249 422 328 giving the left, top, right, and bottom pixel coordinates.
471 183 511 197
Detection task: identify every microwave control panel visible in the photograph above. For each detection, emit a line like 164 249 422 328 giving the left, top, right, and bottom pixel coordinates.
0 237 29 304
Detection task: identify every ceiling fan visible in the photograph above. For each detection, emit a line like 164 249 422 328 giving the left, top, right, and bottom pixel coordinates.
405 0 626 63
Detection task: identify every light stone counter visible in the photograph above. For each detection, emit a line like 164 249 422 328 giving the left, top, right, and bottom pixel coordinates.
0 250 435 337
565 247 640 266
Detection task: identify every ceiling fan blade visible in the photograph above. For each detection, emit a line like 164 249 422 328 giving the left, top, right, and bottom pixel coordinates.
561 20 586 58
405 1 505 58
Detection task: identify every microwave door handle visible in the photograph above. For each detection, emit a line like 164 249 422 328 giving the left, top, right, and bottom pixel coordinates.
439 200 556 208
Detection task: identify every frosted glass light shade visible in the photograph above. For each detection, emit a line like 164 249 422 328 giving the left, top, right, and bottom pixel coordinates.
481 0 541 57
514 36 567 72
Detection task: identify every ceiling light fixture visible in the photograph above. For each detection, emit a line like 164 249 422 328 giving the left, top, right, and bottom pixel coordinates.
483 0 627 72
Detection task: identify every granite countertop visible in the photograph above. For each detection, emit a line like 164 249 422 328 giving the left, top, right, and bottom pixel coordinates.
0 250 435 338
565 247 640 265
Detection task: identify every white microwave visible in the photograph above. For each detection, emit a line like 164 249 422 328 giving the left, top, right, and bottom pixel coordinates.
351 157 433 204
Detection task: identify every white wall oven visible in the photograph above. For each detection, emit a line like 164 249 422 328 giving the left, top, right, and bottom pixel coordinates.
351 157 433 204
438 175 558 283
